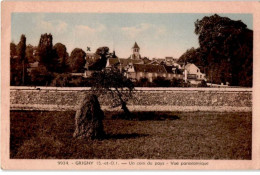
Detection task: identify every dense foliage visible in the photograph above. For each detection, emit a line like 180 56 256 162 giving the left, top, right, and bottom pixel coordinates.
53 43 69 72
88 46 110 71
68 48 86 73
179 14 253 86
178 47 202 67
135 77 190 87
37 34 58 72
10 35 28 85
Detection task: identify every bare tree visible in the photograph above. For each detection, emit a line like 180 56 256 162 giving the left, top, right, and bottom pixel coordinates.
90 67 134 116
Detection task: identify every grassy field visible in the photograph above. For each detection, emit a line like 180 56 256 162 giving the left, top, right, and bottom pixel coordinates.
10 111 252 159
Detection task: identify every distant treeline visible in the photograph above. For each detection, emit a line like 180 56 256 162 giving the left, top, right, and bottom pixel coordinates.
10 33 113 86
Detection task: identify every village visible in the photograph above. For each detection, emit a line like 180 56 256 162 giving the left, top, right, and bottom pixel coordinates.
86 42 207 86
22 41 208 87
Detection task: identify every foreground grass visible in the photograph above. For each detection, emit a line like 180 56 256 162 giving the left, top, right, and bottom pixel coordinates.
10 111 252 159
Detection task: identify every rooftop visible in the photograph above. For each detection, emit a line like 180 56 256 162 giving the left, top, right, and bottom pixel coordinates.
132 42 140 49
133 64 167 73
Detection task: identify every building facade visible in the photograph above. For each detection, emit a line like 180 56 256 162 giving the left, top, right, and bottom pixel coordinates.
184 63 206 84
106 42 184 82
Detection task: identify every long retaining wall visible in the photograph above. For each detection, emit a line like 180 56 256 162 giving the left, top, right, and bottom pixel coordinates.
10 86 252 112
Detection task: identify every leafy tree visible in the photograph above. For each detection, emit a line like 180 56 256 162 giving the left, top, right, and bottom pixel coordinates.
69 76 91 87
17 35 26 62
27 33 57 86
10 35 28 85
17 35 27 85
88 46 110 71
50 73 72 87
53 43 69 72
26 44 38 63
10 42 17 58
29 65 53 86
50 74 89 87
68 48 86 73
178 47 204 67
10 57 22 86
37 33 58 72
10 42 20 85
194 14 253 86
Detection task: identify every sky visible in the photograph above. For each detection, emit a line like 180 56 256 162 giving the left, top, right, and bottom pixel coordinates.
11 13 252 58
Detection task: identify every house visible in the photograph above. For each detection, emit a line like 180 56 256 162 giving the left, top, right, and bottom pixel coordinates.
184 63 206 84
165 57 178 66
85 53 101 70
150 58 165 65
126 64 183 82
129 64 167 82
150 57 178 66
163 65 184 80
106 57 120 68
106 58 143 71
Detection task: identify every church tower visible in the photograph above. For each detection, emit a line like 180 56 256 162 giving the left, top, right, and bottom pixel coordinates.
131 42 141 59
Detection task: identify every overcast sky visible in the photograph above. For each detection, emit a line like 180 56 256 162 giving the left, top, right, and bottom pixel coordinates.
12 13 252 58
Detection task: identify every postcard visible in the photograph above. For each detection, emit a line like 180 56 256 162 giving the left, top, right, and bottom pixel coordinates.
1 0 260 170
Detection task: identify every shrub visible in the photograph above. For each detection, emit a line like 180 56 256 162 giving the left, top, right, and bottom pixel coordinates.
51 73 72 87
153 77 171 87
198 80 208 87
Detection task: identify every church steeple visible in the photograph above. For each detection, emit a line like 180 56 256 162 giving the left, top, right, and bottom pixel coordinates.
131 42 141 59
132 42 140 50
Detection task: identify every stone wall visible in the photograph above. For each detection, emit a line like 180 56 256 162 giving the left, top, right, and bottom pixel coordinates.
10 87 252 112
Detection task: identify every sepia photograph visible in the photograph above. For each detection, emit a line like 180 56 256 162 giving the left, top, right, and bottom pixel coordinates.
1 0 260 170
9 12 253 159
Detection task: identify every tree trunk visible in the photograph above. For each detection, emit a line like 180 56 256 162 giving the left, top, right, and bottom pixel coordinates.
121 101 130 114
114 88 132 118
121 101 132 119
22 60 25 85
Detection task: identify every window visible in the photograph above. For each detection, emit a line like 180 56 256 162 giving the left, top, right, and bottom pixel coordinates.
172 68 176 74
